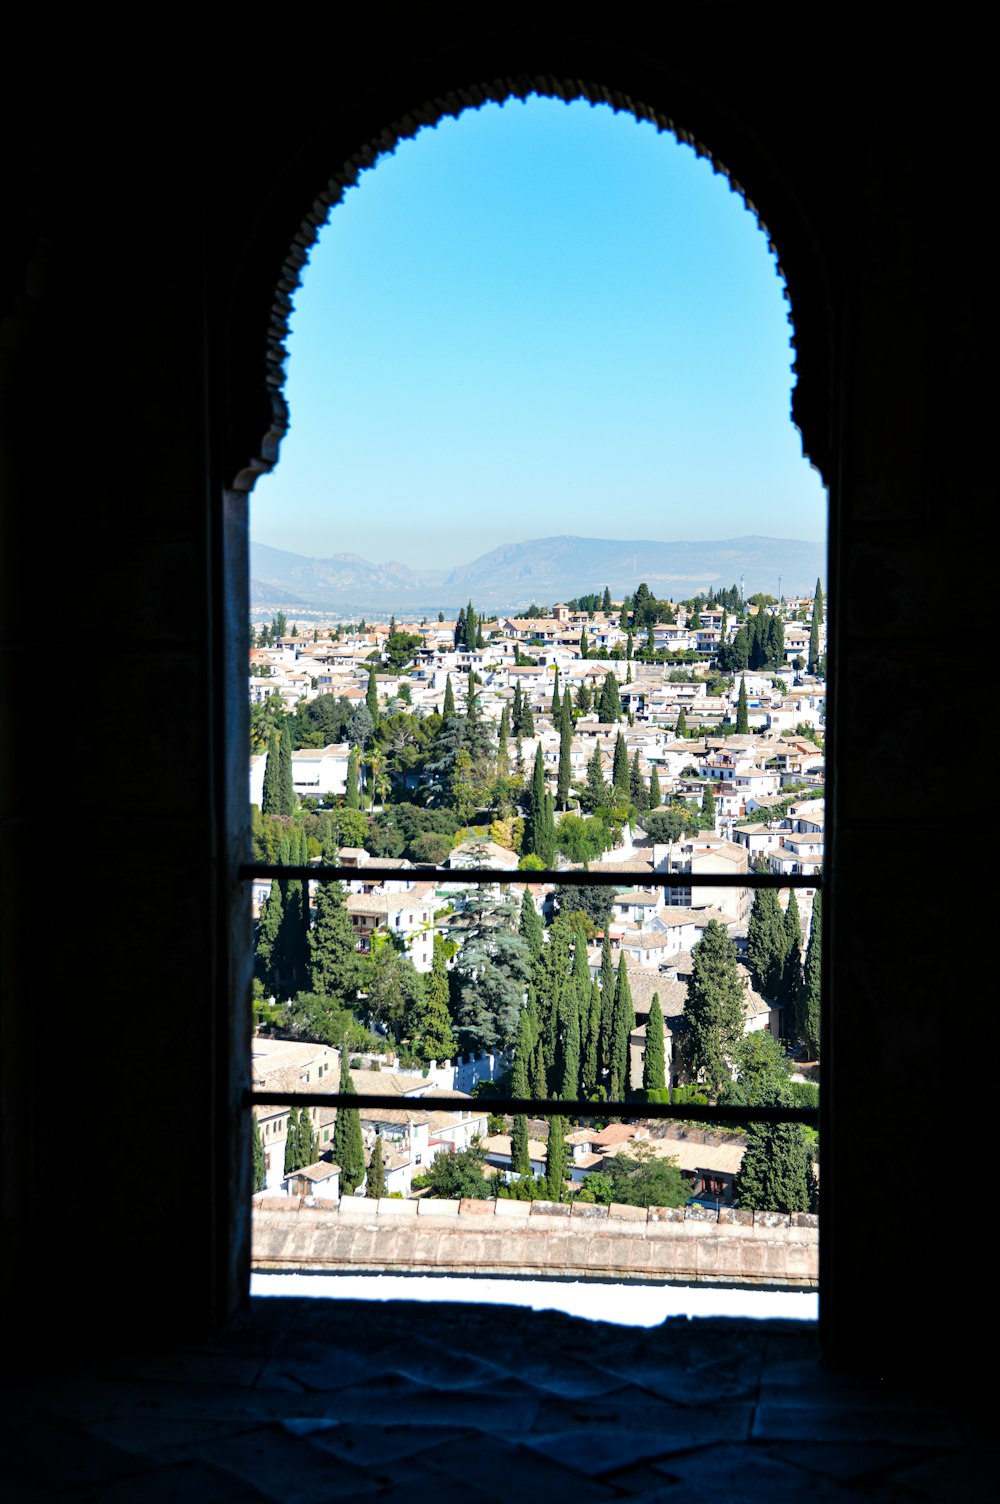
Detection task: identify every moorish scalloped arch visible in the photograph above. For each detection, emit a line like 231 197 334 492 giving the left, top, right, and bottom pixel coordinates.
225 72 834 499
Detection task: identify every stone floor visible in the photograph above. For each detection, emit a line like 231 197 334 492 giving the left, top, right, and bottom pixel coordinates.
0 1297 990 1501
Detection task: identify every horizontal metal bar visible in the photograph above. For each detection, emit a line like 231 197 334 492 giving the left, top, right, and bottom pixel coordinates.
239 864 821 889
246 1089 817 1127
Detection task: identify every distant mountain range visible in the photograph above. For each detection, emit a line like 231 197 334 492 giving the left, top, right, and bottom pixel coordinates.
250 534 825 616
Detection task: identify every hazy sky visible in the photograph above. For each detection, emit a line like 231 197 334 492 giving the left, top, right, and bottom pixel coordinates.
251 97 826 571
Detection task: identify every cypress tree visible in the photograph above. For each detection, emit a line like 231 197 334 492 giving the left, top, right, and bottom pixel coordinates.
582 980 602 1095
643 992 666 1091
511 1004 533 1177
579 625 589 659
524 744 553 864
602 586 612 612
497 704 510 778
781 889 803 1042
585 743 608 810
599 935 616 1073
556 977 581 1102
255 878 284 989
550 668 561 721
261 726 282 816
747 888 787 999
409 936 457 1063
511 678 523 732
277 723 295 815
545 1115 568 1201
735 676 749 734
800 889 822 1058
531 1036 547 1100
465 666 478 721
299 1107 317 1166
284 1106 301 1175
683 919 745 1095
345 746 360 810
612 731 629 800
557 691 573 810
630 749 648 810
700 783 716 831
648 763 662 809
599 672 622 723
308 879 361 1001
626 630 634 660
465 599 477 650
735 1122 816 1213
331 1050 366 1195
366 664 379 726
442 672 455 721
252 1113 266 1193
575 682 591 714
454 607 466 650
365 1135 387 1198
518 887 544 960
610 953 635 1099
675 707 687 737
619 602 629 631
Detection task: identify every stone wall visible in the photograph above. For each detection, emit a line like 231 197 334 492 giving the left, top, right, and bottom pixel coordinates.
252 1197 818 1289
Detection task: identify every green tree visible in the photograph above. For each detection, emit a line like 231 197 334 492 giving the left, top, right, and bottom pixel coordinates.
330 1051 366 1195
557 691 573 810
575 682 591 714
735 676 749 733
612 731 629 800
682 919 745 1094
261 726 282 816
545 1115 568 1201
609 953 635 1099
735 1122 817 1213
255 876 284 990
523 743 554 865
344 746 361 813
781 889 803 1039
579 625 589 659
308 878 363 1002
648 763 662 809
252 1113 266 1193
550 668 561 720
643 992 666 1091
629 749 649 811
365 664 380 726
452 929 531 1054
602 585 612 612
800 888 822 1058
510 1003 534 1177
365 1135 386 1199
675 707 687 737
442 672 455 721
518 887 544 960
604 1142 687 1207
700 783 716 830
583 742 608 812
420 1141 491 1199
746 887 788 1000
284 1106 301 1175
599 672 622 723
407 934 457 1063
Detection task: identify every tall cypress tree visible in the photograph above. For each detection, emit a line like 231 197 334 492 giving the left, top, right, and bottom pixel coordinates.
308 879 361 1001
747 887 787 1000
781 889 803 1042
579 625 589 659
510 1003 533 1177
602 586 612 612
598 935 616 1075
550 668 561 721
252 1113 266 1193
345 746 360 810
454 606 466 650
524 744 553 864
545 1115 567 1201
284 1106 301 1175
409 936 456 1063
497 704 510 778
599 672 622 723
648 763 662 809
800 889 822 1058
277 723 295 815
365 1135 387 1198
630 749 649 810
612 731 629 800
261 726 282 816
582 980 602 1096
299 1107 317 1166
465 666 478 721
735 676 749 733
518 887 544 960
442 672 455 721
610 953 635 1100
366 664 379 726
255 877 284 989
331 1050 366 1195
683 919 745 1095
557 691 573 810
675 707 687 737
700 783 716 831
643 992 666 1091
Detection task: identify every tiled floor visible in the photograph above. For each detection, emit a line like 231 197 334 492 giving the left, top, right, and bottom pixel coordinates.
0 1298 990 1500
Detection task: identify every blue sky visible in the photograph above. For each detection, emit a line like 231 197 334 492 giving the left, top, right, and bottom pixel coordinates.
251 97 826 571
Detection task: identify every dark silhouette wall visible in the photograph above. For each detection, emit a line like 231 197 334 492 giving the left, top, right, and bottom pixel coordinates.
1 9 989 1378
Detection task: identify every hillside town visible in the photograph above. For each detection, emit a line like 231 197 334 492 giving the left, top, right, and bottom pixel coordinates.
250 583 824 1217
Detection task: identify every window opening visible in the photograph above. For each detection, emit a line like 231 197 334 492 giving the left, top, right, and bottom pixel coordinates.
245 95 825 1303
